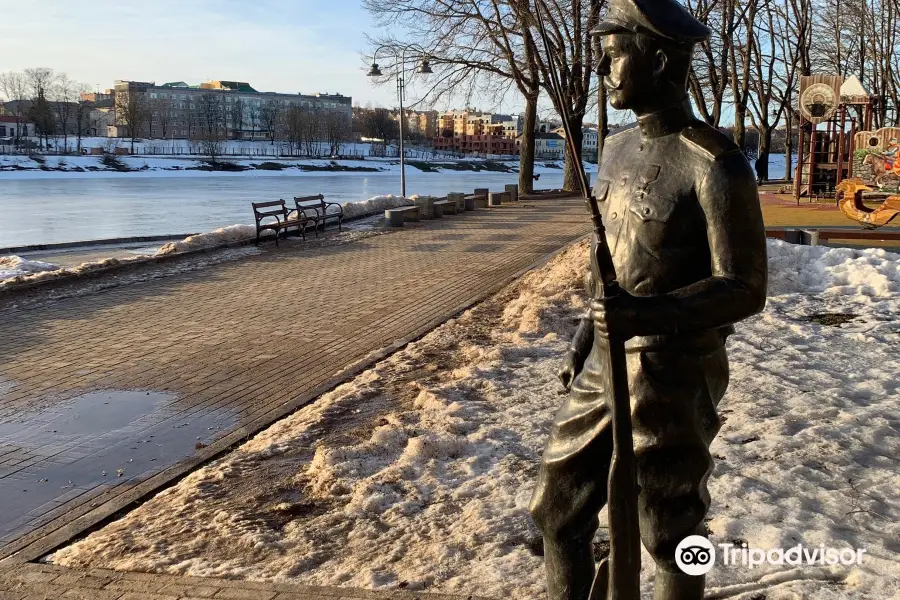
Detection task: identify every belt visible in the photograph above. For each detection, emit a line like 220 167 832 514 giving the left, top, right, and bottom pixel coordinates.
623 326 733 353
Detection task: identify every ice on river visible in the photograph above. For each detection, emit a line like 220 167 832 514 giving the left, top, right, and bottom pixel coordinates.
50 239 900 599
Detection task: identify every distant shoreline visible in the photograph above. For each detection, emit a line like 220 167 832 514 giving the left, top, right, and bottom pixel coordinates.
0 155 557 179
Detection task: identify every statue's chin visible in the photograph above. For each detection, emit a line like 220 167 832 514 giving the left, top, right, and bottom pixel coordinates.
608 94 628 111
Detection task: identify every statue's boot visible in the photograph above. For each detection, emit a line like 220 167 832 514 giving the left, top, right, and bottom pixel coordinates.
652 570 705 600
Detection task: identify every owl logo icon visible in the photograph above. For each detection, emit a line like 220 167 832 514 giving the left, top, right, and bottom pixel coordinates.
675 536 716 576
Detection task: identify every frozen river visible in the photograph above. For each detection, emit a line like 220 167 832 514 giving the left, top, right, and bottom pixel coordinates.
0 170 566 248
0 152 791 249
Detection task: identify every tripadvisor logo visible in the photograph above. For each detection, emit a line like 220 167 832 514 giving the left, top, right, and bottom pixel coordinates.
675 536 867 575
675 536 716 576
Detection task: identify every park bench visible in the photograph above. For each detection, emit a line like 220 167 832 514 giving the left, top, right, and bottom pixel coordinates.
294 194 343 233
385 205 421 227
252 200 310 246
432 198 458 218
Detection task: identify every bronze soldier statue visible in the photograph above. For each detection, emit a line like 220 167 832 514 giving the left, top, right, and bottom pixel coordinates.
529 0 768 598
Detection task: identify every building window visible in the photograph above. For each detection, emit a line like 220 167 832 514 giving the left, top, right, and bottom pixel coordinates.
151 93 157 99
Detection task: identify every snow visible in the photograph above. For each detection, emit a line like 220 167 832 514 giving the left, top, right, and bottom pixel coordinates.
49 238 900 598
0 194 416 282
0 255 61 280
155 225 258 256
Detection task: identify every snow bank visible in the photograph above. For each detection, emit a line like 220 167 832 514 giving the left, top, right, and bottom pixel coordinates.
0 255 60 280
155 225 257 256
156 196 413 255
0 254 148 287
329 194 412 220
49 240 900 598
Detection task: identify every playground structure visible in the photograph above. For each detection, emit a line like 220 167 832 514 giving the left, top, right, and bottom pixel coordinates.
793 75 878 199
835 179 900 228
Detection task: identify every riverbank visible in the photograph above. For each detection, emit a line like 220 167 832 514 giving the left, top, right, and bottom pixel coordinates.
0 154 569 178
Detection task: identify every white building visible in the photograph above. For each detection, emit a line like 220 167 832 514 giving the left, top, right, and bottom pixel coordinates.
0 116 35 138
534 131 565 159
552 126 600 160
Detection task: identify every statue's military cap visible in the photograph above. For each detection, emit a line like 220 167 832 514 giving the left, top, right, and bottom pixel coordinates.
591 0 711 45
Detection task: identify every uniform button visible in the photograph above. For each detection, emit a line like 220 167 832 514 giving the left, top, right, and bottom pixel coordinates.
620 177 627 186
611 212 618 220
643 207 651 215
639 144 644 151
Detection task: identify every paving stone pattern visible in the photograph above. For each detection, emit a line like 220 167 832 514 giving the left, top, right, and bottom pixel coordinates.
0 561 495 600
0 198 589 564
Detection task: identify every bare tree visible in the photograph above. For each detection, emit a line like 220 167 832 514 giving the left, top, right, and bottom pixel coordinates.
259 99 283 144
281 105 304 155
323 110 351 155
25 68 56 150
54 73 76 152
521 0 605 191
360 107 399 141
247 102 260 141
195 93 226 161
74 82 93 153
231 98 245 140
0 71 29 145
116 87 147 154
152 96 172 139
728 0 760 152
364 0 545 192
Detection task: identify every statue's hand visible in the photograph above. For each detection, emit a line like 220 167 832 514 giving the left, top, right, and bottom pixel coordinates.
558 350 579 392
589 292 641 340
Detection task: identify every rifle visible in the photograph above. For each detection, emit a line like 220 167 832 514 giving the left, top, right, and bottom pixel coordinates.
530 5 641 599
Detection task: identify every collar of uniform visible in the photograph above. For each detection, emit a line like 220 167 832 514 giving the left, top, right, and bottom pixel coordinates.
637 97 693 139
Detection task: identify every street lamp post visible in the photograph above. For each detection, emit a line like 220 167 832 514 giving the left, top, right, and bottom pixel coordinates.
368 45 433 198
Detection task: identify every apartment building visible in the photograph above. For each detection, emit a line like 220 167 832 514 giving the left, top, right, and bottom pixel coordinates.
113 80 352 139
437 110 523 140
80 89 114 104
432 133 517 155
392 110 439 138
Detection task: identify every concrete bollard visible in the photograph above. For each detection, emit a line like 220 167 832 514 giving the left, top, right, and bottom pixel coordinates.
448 192 466 212
504 184 519 202
489 192 504 206
464 196 476 211
414 195 435 219
474 188 489 204
433 201 445 218
385 209 405 227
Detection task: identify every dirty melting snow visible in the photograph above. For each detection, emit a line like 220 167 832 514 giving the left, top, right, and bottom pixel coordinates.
51 240 900 599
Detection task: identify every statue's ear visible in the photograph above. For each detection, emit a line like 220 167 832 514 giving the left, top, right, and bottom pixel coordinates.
653 49 668 78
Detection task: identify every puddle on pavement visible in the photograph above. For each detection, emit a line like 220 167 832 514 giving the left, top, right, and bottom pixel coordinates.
0 390 237 543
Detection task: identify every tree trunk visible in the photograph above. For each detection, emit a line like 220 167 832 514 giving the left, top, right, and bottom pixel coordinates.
563 116 584 192
784 110 793 181
519 92 538 194
733 105 746 153
757 126 772 182
597 85 609 163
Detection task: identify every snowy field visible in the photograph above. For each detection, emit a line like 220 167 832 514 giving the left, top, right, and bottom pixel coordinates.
50 240 900 599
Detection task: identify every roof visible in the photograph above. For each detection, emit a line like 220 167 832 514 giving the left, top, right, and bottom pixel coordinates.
840 75 870 98
0 115 33 124
535 132 564 140
161 81 189 88
215 81 259 93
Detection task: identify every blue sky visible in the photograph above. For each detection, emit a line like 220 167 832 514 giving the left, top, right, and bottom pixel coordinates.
0 0 414 108
0 0 723 124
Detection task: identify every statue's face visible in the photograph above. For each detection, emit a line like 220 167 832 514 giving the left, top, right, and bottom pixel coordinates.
598 34 654 111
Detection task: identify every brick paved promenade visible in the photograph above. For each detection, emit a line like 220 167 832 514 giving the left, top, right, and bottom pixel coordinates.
0 196 588 598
